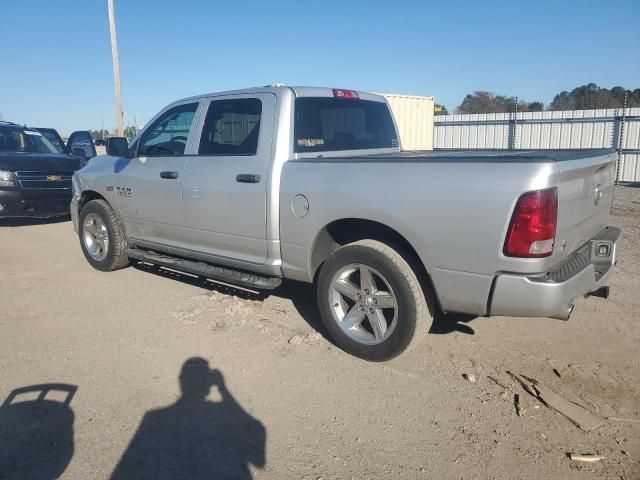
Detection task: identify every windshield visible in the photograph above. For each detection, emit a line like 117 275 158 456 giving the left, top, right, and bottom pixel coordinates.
294 97 398 153
38 130 65 153
0 127 60 154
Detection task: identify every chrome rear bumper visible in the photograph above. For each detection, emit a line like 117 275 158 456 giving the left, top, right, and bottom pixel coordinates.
489 226 622 320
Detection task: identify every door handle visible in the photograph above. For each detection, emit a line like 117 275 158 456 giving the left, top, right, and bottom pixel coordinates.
236 174 261 183
160 171 179 179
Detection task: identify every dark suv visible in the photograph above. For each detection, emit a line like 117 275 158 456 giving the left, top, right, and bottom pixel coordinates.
0 122 95 218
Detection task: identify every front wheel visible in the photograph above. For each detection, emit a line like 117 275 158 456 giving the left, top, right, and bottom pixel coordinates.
317 240 433 361
78 199 130 272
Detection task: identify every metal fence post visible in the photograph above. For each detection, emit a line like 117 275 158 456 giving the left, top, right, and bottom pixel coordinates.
612 115 622 184
508 103 517 151
614 92 628 184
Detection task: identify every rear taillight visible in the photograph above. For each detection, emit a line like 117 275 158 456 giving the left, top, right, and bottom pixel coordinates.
332 89 359 99
503 187 558 258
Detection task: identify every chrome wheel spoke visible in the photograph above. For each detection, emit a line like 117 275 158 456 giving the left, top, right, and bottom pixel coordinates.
359 265 374 292
367 309 388 341
342 305 366 330
372 291 394 309
334 279 359 301
84 220 98 236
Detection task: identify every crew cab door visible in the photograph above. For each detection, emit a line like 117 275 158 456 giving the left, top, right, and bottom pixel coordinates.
34 128 66 153
181 93 275 265
115 101 201 248
65 131 97 160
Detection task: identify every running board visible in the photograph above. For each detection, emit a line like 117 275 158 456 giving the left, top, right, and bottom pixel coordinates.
126 249 282 290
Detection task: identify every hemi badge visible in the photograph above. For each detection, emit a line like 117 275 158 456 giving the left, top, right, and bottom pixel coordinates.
47 175 62 181
106 186 114 192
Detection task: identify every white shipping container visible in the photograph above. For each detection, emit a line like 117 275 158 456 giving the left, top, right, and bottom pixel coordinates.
381 93 434 151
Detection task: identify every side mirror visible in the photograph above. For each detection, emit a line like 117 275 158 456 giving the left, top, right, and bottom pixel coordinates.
106 137 129 157
71 147 87 158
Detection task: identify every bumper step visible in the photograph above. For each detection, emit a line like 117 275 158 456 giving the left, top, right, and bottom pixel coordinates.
126 249 282 290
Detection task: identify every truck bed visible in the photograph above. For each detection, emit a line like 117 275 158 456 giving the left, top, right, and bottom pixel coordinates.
282 147 617 315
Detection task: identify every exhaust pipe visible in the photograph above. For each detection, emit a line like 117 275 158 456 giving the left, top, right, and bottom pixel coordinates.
586 286 610 299
551 304 574 321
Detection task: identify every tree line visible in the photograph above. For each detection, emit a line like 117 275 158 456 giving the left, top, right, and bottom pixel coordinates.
446 83 640 115
89 126 138 140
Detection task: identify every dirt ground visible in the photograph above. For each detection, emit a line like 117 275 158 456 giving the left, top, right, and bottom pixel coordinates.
0 186 639 480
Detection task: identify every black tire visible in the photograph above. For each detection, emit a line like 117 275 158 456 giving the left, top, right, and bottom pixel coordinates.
317 240 433 361
78 199 130 272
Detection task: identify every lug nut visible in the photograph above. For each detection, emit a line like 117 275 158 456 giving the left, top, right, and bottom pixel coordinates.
372 298 377 305
358 305 365 311
356 293 361 299
369 308 374 314
364 289 369 294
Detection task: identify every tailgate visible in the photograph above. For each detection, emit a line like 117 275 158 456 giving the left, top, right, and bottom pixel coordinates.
554 151 616 260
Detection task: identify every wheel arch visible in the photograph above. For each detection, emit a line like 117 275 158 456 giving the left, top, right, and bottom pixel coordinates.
78 190 108 212
309 218 441 310
77 191 128 240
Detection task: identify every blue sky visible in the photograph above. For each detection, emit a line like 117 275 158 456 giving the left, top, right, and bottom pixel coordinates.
1 0 638 134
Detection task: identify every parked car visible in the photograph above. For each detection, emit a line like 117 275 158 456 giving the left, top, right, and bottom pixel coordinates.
0 122 95 218
33 128 97 160
71 86 620 360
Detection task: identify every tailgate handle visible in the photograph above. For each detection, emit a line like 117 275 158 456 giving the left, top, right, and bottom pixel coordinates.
236 174 260 184
160 171 179 180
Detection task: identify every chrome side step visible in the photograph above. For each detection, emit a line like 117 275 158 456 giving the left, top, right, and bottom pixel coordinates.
126 249 282 290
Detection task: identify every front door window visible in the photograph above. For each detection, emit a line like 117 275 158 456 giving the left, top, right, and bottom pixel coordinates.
138 103 198 157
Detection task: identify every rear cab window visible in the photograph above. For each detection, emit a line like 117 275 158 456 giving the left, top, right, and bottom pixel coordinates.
294 97 398 153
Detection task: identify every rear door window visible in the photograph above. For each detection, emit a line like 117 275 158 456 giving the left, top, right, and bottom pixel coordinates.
198 98 262 156
294 98 398 153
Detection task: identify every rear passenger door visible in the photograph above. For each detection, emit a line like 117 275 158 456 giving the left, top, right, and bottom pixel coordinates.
181 93 275 265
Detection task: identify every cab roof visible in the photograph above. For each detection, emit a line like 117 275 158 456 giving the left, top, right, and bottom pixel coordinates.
172 85 386 106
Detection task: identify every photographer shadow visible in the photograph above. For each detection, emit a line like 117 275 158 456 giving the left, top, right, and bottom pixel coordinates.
110 358 265 480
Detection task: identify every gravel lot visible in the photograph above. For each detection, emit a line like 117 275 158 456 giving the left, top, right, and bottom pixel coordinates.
0 186 639 479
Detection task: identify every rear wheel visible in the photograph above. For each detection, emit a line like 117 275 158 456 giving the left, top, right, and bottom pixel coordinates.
317 240 433 361
78 199 130 271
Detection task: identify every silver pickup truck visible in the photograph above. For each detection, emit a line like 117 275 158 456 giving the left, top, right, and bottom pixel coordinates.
71 86 621 360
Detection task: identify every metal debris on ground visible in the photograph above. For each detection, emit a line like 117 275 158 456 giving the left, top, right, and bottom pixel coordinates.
568 453 604 463
462 373 477 383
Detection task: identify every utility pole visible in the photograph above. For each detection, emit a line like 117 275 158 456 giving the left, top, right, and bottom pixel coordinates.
107 0 124 137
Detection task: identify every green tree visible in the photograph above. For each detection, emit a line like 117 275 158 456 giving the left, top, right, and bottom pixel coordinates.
528 101 544 112
549 84 640 110
124 126 137 139
434 103 449 115
89 129 110 140
456 91 543 114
